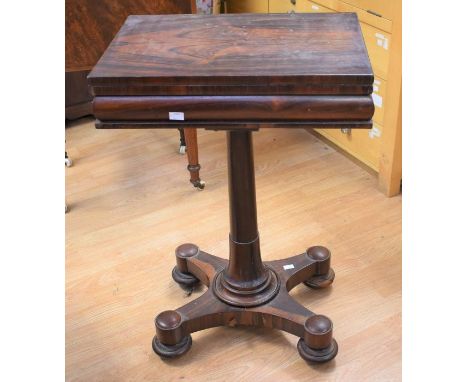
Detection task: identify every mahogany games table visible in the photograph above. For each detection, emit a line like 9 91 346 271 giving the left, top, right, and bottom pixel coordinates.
88 13 374 363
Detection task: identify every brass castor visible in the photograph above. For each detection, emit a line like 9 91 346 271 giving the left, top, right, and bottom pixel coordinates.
192 180 205 190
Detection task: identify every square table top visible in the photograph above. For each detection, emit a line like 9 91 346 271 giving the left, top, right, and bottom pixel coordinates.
89 13 374 130
88 13 373 96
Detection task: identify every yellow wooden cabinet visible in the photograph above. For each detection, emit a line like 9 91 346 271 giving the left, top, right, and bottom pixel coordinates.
316 123 383 170
225 0 401 196
296 0 333 13
341 0 395 20
269 0 296 13
360 22 391 80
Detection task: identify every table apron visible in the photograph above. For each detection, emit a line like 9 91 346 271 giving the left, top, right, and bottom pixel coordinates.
93 95 374 122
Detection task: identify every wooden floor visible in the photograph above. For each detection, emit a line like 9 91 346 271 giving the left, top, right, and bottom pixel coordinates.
66 119 401 381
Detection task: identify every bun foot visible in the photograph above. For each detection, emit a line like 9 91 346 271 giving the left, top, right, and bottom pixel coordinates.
152 334 192 359
172 266 199 289
298 315 338 363
303 268 335 289
297 338 338 363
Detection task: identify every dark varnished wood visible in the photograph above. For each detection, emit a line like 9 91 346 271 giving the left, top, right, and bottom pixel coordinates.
66 0 193 119
89 13 374 130
88 13 375 363
154 240 337 362
66 0 193 71
152 131 338 363
88 13 373 92
93 95 374 122
96 120 372 130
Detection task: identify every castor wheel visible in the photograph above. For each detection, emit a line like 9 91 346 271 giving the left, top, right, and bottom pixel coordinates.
297 315 338 363
193 180 205 190
179 145 186 155
173 243 201 289
304 269 335 289
303 246 335 289
65 157 73 167
172 266 199 289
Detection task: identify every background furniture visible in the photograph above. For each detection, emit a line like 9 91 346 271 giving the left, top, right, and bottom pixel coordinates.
66 0 205 189
226 0 402 197
65 0 194 119
88 12 374 362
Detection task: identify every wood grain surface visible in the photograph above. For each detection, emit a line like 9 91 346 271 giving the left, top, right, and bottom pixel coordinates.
66 0 193 71
88 13 373 92
66 119 401 381
93 95 374 121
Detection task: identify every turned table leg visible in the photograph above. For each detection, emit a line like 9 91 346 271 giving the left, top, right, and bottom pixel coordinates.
182 128 205 190
153 130 337 364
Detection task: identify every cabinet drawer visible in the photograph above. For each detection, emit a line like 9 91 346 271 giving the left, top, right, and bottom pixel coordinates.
296 0 334 13
371 76 386 125
360 22 391 80
315 122 383 170
313 0 392 32
226 0 269 13
341 0 394 20
269 0 296 13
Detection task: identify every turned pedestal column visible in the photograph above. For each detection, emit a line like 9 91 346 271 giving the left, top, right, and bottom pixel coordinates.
152 130 338 363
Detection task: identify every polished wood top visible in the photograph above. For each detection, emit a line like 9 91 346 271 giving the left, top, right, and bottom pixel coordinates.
66 0 193 72
88 13 373 94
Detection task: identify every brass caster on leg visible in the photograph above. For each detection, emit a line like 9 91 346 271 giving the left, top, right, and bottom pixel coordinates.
297 315 338 363
192 180 205 190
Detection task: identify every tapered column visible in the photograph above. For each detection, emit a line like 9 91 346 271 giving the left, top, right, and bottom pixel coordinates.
222 131 269 292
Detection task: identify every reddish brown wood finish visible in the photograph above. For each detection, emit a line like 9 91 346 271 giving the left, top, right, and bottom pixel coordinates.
88 13 373 91
66 0 192 71
88 13 375 364
65 0 193 119
183 128 204 189
93 95 374 121
153 242 337 363
89 13 374 130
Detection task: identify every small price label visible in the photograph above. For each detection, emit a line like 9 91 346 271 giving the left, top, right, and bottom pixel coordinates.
169 112 185 121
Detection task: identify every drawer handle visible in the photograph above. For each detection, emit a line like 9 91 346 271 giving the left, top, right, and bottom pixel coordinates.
290 0 296 5
367 9 382 17
341 128 351 134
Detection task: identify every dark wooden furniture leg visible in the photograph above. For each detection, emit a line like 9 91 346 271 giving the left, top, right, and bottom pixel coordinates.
152 131 337 363
183 128 205 190
177 128 186 154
